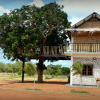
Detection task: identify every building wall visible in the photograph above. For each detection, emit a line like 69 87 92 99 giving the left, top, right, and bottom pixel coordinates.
78 18 100 28
72 57 100 85
74 32 100 43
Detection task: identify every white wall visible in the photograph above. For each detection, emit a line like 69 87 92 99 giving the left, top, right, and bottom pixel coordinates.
72 57 100 85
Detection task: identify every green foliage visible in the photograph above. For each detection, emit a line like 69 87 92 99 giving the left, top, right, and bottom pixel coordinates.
45 64 61 76
71 61 84 91
70 89 89 94
25 88 42 91
0 61 22 73
45 26 68 46
0 61 70 78
0 5 41 60
44 64 70 77
17 71 22 75
6 63 14 73
0 61 37 82
40 2 71 46
61 67 70 76
0 2 70 61
0 62 6 72
72 61 83 75
13 61 22 75
24 62 37 76
24 62 37 89
36 62 46 70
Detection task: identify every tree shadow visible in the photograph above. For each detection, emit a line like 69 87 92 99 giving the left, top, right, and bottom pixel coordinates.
8 79 68 85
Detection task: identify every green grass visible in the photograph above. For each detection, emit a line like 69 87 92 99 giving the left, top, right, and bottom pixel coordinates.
25 88 42 91
70 89 89 94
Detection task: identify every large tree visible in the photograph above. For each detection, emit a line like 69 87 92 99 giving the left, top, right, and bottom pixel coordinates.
39 3 71 46
0 5 43 82
0 2 71 82
36 3 70 82
0 5 43 60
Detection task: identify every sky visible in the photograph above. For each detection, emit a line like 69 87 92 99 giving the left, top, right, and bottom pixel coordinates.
0 0 100 67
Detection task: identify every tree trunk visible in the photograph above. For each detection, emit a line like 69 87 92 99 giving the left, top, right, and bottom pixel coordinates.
68 76 70 83
38 69 43 83
37 57 44 83
22 60 25 83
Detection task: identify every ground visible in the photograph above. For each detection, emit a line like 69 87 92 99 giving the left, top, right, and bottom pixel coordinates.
0 79 100 100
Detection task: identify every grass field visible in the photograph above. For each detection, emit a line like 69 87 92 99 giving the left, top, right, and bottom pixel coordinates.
0 73 67 81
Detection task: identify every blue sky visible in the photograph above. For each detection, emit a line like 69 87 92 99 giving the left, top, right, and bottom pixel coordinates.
0 0 100 66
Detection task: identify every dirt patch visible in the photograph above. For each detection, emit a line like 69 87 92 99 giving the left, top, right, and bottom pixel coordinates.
0 79 100 100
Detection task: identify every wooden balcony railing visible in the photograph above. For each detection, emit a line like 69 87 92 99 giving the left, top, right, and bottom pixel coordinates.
42 46 67 55
36 43 100 55
66 43 100 53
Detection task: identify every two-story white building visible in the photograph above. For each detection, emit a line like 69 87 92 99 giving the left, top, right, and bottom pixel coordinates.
65 12 100 86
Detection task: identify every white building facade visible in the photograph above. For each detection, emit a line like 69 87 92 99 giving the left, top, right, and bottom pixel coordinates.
65 12 100 86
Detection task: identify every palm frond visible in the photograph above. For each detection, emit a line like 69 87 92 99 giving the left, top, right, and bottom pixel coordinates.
72 61 83 75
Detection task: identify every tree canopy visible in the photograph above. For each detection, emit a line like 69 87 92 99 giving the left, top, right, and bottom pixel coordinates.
0 2 71 61
25 62 37 76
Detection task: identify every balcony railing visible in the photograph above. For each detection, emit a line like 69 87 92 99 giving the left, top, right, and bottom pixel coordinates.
66 43 100 53
18 44 100 56
42 46 66 55
17 46 67 56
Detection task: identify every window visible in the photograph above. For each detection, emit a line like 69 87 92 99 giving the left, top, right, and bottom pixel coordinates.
82 65 93 76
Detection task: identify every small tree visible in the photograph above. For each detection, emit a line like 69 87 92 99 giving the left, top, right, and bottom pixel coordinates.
61 67 70 76
24 62 37 89
13 61 22 75
7 63 14 73
71 61 84 91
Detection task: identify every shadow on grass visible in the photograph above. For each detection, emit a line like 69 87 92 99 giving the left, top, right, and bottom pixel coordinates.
7 80 68 85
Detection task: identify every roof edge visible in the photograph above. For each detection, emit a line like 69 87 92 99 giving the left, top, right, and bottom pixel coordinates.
71 12 100 28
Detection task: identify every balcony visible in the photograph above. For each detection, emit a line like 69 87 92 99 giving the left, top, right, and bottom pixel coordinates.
42 43 100 56
65 43 100 53
37 46 70 60
42 46 66 55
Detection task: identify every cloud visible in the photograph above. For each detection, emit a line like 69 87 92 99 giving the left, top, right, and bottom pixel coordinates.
0 49 15 64
56 0 100 25
28 0 44 7
0 6 10 15
69 17 83 25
